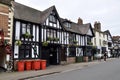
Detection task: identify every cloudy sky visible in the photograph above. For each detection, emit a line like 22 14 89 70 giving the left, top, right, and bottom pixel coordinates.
15 0 120 36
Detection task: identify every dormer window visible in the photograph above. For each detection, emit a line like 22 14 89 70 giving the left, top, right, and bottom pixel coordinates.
65 22 71 28
49 15 57 23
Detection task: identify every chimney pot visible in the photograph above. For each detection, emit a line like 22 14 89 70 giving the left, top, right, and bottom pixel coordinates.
78 17 83 25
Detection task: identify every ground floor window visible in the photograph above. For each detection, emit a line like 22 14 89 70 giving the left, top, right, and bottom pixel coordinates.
19 44 32 59
69 47 76 57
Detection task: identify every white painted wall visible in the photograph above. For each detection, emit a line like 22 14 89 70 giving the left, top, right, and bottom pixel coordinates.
92 30 108 53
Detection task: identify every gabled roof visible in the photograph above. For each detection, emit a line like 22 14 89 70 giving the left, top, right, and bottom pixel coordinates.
61 18 94 36
63 22 82 34
13 2 42 24
40 6 55 24
104 30 113 42
78 23 91 35
13 1 64 29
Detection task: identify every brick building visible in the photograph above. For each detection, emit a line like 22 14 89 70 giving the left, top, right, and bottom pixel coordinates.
0 0 14 44
0 0 13 70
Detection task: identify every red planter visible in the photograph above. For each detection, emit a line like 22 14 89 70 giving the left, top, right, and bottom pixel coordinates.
41 60 46 70
17 61 24 71
25 61 31 70
32 60 41 70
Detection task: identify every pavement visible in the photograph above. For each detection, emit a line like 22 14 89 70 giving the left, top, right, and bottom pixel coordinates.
0 58 115 80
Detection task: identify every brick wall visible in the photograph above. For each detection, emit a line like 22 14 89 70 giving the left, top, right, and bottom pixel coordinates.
67 57 76 64
0 14 8 37
0 6 9 13
0 4 11 43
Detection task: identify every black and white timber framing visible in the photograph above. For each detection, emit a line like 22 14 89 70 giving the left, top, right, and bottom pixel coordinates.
12 1 95 65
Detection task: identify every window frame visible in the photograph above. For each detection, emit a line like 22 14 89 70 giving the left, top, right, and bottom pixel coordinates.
49 14 57 24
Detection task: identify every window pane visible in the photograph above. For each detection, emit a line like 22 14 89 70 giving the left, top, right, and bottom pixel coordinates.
26 45 30 49
25 50 30 58
49 15 56 23
22 23 26 34
19 50 24 59
27 24 31 34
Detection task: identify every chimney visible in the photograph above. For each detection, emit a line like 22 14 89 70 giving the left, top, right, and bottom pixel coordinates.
77 17 83 25
94 21 101 31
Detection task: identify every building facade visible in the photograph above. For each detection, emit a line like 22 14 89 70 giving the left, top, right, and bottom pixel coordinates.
105 30 114 57
12 1 95 70
92 22 108 55
0 0 13 70
112 36 120 57
61 18 95 62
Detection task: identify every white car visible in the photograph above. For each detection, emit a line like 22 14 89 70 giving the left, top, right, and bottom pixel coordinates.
107 53 112 58
95 53 103 58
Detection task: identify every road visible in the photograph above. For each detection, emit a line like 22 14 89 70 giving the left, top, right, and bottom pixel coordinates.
28 59 120 80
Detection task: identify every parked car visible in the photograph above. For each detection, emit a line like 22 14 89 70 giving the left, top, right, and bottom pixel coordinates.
107 53 112 58
95 53 103 58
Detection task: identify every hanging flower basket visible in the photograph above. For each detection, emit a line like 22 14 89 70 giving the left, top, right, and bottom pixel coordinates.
47 37 52 41
15 40 22 46
53 38 59 42
73 41 78 44
42 41 48 46
21 32 34 39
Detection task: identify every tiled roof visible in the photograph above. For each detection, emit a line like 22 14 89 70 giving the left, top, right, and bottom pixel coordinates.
61 18 94 36
0 0 13 6
13 2 42 24
12 2 94 36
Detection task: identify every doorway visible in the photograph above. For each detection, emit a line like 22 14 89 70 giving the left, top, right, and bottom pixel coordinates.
41 44 60 66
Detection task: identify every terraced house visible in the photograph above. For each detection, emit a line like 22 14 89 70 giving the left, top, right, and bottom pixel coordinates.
0 1 95 70
61 18 95 63
12 1 95 68
92 22 113 57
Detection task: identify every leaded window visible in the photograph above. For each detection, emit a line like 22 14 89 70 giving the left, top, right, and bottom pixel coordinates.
49 15 57 23
19 44 32 59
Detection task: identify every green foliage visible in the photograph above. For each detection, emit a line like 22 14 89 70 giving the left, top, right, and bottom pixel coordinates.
42 41 48 46
15 40 22 46
47 37 59 42
87 42 93 45
21 32 34 39
53 38 59 42
73 40 78 44
47 37 52 41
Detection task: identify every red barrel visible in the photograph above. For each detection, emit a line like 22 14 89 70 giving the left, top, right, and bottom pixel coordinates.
17 61 24 71
41 60 46 70
32 60 41 70
25 61 31 70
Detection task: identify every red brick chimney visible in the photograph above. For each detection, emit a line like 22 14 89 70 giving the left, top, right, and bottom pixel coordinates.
77 17 83 25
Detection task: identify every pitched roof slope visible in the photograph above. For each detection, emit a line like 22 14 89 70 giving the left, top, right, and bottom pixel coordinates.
61 18 94 36
40 6 55 24
12 2 42 24
12 2 62 26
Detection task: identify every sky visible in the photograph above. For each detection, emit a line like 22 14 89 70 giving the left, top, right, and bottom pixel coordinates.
15 0 120 36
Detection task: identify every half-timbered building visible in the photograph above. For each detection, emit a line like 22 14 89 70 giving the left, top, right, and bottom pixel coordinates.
61 18 95 62
12 1 95 70
12 2 67 67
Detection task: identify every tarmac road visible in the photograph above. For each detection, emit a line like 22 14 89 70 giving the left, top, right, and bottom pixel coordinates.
29 59 120 80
